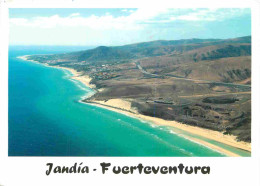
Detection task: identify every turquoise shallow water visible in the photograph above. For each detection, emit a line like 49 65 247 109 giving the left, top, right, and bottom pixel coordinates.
8 46 250 156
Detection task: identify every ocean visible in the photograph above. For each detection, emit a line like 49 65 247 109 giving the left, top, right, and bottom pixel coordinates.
8 46 250 157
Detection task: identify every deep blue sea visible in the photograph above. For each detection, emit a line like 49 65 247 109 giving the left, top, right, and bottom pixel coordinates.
8 46 250 156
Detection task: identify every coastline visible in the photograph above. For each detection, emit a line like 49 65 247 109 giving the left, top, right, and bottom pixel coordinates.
18 55 251 157
17 55 95 89
84 100 251 157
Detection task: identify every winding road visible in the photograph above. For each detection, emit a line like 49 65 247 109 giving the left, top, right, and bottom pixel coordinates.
135 62 251 89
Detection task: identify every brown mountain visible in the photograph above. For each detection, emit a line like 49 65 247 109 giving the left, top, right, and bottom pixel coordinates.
27 36 251 142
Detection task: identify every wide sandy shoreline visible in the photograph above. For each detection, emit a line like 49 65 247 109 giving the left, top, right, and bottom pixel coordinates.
18 55 251 157
84 100 251 157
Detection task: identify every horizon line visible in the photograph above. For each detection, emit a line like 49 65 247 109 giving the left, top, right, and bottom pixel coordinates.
9 35 251 47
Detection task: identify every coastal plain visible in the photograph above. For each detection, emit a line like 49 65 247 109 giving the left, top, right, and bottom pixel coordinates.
23 36 252 156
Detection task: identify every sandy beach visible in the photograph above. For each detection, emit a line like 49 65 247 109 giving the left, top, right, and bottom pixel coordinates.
85 99 251 157
54 66 96 89
18 55 251 157
18 55 96 89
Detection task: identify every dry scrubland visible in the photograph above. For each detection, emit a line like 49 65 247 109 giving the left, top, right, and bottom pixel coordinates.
27 36 251 142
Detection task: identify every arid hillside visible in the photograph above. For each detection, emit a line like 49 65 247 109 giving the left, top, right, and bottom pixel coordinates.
27 36 251 142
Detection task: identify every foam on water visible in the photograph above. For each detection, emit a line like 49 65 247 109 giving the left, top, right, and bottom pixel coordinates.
61 69 72 78
172 131 226 156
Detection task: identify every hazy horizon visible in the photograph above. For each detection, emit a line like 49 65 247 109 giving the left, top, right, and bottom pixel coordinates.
9 35 251 47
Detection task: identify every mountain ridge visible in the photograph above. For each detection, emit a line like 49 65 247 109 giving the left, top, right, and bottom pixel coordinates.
26 35 251 142
27 35 251 65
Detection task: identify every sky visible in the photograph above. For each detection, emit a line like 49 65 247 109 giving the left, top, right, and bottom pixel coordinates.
9 8 251 46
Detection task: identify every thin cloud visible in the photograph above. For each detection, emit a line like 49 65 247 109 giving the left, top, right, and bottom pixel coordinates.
10 8 250 30
170 8 250 21
69 13 80 17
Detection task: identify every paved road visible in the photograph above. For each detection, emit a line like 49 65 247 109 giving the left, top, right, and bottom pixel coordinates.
135 62 251 89
136 63 159 77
